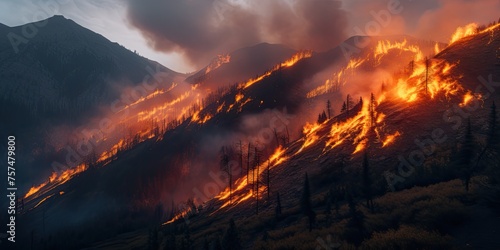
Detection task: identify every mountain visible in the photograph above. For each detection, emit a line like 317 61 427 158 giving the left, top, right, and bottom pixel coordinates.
0 15 182 125
0 15 185 192
185 43 297 88
10 20 500 249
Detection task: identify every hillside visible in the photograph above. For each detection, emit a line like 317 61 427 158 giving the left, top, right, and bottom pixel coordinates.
10 21 500 250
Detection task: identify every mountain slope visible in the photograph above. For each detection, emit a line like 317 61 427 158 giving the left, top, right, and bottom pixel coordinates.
0 15 182 124
14 23 500 249
185 43 297 88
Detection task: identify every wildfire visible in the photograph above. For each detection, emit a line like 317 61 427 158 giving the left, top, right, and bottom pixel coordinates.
434 43 441 55
205 54 231 74
24 164 87 199
25 183 47 198
235 93 244 102
450 23 479 44
163 209 189 225
191 111 212 124
243 51 312 89
211 146 287 211
137 91 191 122
382 131 401 147
374 39 423 62
280 50 313 67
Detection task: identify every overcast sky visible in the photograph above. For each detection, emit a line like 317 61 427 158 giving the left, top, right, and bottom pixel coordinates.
1 0 499 73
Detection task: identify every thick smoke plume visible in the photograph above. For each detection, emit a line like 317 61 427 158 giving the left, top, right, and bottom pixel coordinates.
126 0 348 67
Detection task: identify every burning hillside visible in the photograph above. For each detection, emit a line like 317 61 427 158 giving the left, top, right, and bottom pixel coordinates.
6 9 500 249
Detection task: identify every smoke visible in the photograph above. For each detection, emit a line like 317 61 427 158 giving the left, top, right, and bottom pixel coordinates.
344 0 500 43
125 0 348 67
412 0 500 43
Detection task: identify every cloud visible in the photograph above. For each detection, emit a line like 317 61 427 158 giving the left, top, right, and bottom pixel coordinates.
125 0 349 67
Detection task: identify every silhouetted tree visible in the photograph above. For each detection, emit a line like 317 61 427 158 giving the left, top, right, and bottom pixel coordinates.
475 101 498 171
327 100 332 119
341 102 347 113
369 93 376 127
275 192 282 220
344 190 365 246
246 142 251 184
460 118 475 192
301 173 316 232
220 146 232 203
318 111 327 123
361 153 374 212
254 147 261 214
346 94 353 115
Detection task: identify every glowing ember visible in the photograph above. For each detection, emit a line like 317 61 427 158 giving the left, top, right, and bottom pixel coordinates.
33 194 54 209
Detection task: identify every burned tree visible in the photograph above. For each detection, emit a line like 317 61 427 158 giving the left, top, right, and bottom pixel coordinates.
301 173 316 232
220 146 233 203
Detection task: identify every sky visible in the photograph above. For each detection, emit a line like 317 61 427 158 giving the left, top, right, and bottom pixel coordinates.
1 0 499 73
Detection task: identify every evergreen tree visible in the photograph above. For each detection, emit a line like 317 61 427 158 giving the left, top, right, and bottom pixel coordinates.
475 101 498 171
369 93 376 127
327 100 332 119
344 190 365 246
460 118 475 192
487 101 498 149
362 152 374 212
301 173 316 232
341 102 347 113
275 192 282 220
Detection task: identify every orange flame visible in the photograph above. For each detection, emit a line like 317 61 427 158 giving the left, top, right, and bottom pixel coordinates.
382 131 401 147
205 54 231 74
243 51 312 89
450 23 478 44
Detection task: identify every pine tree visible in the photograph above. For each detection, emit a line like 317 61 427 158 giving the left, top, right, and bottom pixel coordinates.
327 100 332 119
475 101 498 171
275 192 282 220
369 93 376 127
220 146 232 203
460 118 475 192
344 190 365 246
301 173 316 232
346 94 353 113
361 152 373 211
487 101 498 149
341 102 347 113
